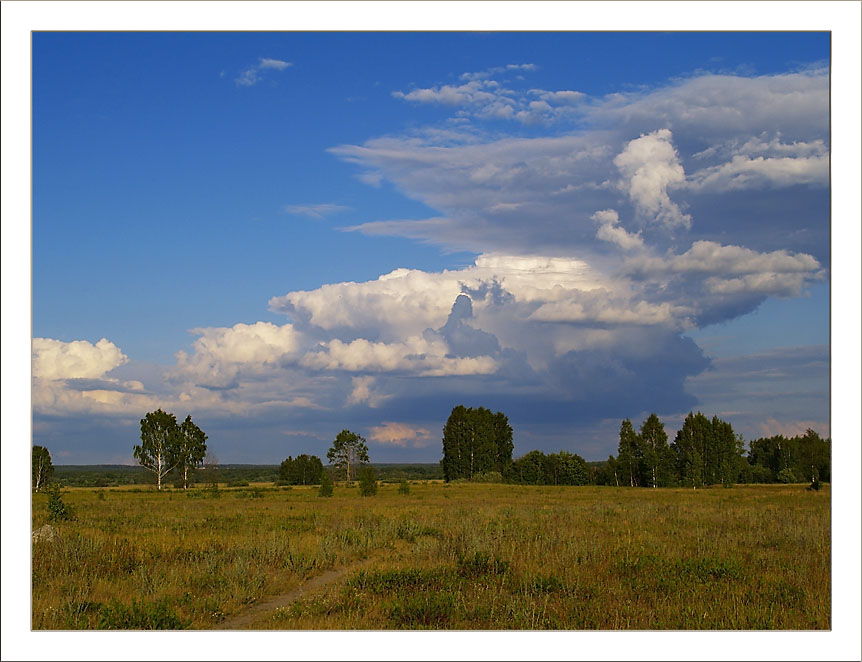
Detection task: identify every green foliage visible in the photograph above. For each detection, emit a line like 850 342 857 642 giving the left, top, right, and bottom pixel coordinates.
327 430 370 483
32 445 54 491
279 454 324 485
358 466 378 496
471 471 504 483
318 471 334 497
441 406 513 482
510 450 590 486
177 415 208 489
97 598 189 629
133 409 182 491
45 483 75 522
777 468 800 484
398 480 410 495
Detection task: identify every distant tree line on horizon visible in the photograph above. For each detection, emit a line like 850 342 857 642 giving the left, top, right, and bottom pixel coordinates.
34 406 830 490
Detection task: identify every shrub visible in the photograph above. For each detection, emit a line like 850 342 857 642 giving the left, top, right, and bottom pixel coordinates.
359 466 378 496
472 471 503 483
398 480 410 495
46 483 75 522
318 472 334 497
226 479 249 488
97 598 189 630
777 468 800 484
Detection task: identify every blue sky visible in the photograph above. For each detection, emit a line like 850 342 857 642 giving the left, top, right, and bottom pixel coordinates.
28 30 835 464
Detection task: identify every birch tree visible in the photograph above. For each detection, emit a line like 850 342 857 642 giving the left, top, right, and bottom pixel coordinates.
134 409 181 490
177 415 208 490
32 445 54 492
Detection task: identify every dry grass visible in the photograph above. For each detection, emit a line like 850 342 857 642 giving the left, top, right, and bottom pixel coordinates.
31 482 830 630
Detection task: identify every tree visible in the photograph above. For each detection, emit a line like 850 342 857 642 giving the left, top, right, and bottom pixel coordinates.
176 415 207 490
555 451 590 486
318 471 334 497
280 454 324 485
441 406 514 481
617 419 643 487
32 445 54 492
640 414 672 488
133 409 181 491
796 428 830 485
672 412 708 489
327 430 369 484
512 450 546 484
358 466 378 496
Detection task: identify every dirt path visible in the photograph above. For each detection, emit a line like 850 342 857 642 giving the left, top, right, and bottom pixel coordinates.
214 552 385 630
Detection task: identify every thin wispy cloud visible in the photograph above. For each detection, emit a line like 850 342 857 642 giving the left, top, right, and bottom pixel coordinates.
283 203 351 219
235 57 292 86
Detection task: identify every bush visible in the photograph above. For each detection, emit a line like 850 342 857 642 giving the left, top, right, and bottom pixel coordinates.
97 598 189 629
46 483 75 522
359 466 378 496
318 472 334 497
226 479 249 488
398 480 410 495
472 471 503 483
777 468 800 484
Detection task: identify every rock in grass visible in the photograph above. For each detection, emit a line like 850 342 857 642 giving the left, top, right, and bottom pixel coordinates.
32 524 60 544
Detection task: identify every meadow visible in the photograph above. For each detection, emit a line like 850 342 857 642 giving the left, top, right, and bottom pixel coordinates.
31 482 830 630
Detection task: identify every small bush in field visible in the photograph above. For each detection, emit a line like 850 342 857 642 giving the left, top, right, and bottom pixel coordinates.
358 466 378 496
46 483 75 522
398 480 410 495
318 472 334 497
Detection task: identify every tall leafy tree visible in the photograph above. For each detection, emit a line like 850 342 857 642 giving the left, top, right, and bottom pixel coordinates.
672 412 708 489
327 430 369 483
617 419 643 487
134 409 181 491
177 415 208 490
280 454 324 485
640 414 671 488
795 429 830 484
512 450 546 484
32 445 54 492
441 406 514 481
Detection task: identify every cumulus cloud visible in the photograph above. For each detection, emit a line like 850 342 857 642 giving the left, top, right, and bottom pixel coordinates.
368 421 435 447
283 203 351 219
33 337 127 380
235 57 292 86
591 209 645 251
613 128 691 230
346 376 388 408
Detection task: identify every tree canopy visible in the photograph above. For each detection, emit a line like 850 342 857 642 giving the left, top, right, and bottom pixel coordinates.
280 454 324 485
133 409 207 490
326 430 369 483
441 406 513 482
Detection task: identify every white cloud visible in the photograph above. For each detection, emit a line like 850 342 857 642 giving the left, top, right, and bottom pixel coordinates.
591 209 645 251
301 336 498 377
235 57 292 86
626 240 821 278
687 153 828 191
283 203 351 219
32 337 127 380
368 421 435 448
346 376 388 408
613 128 691 230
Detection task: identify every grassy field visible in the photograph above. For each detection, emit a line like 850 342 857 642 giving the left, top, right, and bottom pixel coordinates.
31 482 830 630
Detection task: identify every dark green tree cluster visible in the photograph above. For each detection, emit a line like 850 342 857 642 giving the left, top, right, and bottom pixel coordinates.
745 429 830 485
133 409 207 490
441 405 513 482
606 414 676 487
596 412 746 488
671 412 746 488
279 454 324 485
509 450 590 485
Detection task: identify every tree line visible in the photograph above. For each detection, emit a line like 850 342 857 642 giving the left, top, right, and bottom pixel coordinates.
439 405 830 488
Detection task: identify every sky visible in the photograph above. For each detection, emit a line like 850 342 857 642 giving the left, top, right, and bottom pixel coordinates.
26 30 838 465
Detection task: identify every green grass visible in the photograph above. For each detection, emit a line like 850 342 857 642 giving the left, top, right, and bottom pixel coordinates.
31 482 829 630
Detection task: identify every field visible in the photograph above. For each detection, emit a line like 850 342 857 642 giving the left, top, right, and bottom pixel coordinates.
31 482 830 630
